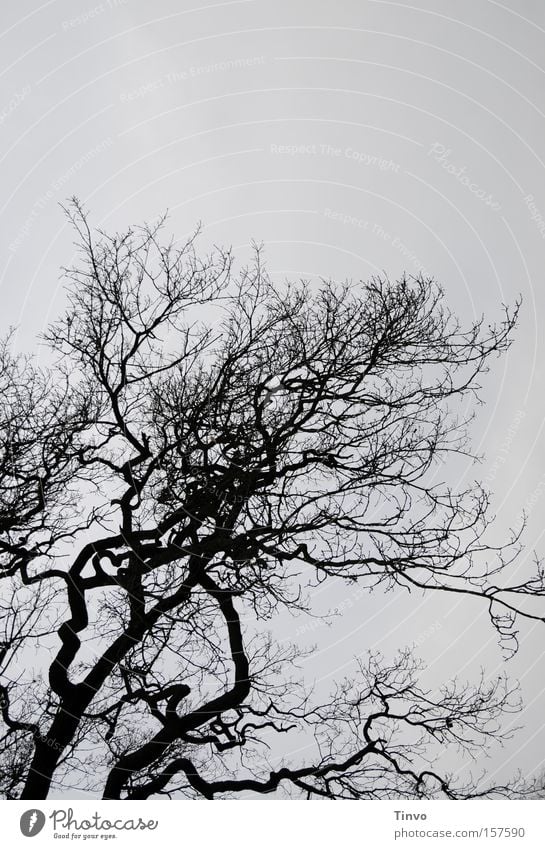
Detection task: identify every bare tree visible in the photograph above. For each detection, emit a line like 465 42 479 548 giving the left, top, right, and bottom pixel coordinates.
1 200 544 800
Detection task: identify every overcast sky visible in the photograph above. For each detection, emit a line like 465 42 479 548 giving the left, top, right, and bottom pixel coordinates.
2 0 545 796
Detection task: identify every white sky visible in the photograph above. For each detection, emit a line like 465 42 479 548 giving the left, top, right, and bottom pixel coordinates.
1 0 545 795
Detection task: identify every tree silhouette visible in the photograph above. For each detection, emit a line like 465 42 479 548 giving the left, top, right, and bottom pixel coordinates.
1 200 544 800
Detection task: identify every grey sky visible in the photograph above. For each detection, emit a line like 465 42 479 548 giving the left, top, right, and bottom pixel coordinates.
1 0 545 795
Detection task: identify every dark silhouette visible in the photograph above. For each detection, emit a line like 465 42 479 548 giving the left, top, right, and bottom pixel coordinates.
1 200 543 800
